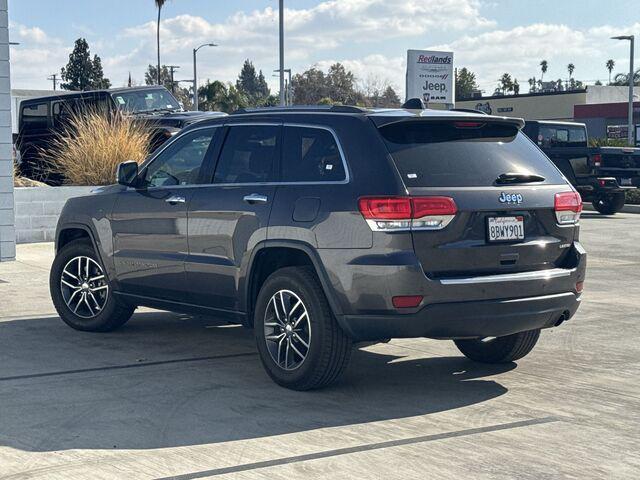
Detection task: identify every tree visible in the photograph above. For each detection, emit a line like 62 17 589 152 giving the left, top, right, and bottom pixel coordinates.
198 80 248 113
567 63 575 81
60 38 111 90
540 60 548 82
606 59 615 85
499 73 514 95
291 63 361 105
455 67 479 100
380 86 401 108
528 77 537 93
236 59 271 106
513 79 520 95
612 69 640 86
154 0 167 85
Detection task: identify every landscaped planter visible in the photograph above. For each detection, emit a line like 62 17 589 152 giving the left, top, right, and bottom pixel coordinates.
14 186 96 244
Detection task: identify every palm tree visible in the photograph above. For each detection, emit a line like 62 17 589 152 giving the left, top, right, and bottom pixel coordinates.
155 0 166 85
567 63 575 79
540 60 548 83
606 59 615 85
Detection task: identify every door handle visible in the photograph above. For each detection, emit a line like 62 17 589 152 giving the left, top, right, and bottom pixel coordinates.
243 193 268 204
165 195 186 205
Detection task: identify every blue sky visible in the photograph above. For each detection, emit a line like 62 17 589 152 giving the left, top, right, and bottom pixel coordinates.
7 0 640 95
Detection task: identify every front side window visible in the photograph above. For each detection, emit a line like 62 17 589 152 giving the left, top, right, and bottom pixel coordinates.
282 126 345 182
214 125 279 184
143 128 216 188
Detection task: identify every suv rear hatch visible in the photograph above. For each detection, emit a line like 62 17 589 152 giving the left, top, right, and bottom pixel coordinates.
372 116 580 279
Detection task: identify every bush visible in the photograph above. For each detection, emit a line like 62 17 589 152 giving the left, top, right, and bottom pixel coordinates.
626 189 640 205
44 109 151 186
589 137 631 147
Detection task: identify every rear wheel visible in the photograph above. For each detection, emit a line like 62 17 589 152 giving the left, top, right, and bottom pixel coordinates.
50 239 135 332
454 329 540 363
254 266 351 390
592 192 625 215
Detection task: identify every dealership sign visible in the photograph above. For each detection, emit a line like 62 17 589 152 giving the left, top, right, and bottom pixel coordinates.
406 50 454 105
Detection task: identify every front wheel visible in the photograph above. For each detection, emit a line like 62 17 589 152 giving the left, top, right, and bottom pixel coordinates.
454 329 540 363
50 239 135 332
592 192 625 215
254 266 351 390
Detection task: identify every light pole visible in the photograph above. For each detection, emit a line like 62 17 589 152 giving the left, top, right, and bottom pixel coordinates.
612 35 635 145
274 68 291 105
279 0 285 106
193 43 217 111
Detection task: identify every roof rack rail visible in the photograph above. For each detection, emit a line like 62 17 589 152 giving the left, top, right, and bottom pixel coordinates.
231 105 369 115
450 108 488 115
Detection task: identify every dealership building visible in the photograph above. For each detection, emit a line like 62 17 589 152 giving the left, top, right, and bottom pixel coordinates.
456 85 640 143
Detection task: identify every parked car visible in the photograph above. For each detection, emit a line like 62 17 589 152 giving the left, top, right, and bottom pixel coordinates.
15 86 225 185
522 120 640 214
49 104 586 390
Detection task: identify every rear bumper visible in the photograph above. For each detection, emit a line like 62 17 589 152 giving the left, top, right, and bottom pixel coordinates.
340 291 581 341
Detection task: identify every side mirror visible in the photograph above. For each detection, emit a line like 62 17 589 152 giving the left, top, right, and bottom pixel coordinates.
117 161 139 187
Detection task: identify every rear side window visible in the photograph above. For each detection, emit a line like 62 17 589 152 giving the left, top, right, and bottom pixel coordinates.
282 126 345 182
21 103 49 130
538 125 587 147
214 125 279 184
378 121 565 187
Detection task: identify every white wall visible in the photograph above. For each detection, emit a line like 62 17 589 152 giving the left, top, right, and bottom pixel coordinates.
0 0 13 261
586 85 640 104
14 186 95 244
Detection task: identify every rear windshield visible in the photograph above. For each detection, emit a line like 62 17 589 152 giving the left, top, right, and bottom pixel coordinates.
538 125 587 148
378 121 565 187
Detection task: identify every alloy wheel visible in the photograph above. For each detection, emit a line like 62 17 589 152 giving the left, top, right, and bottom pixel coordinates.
60 256 109 319
263 289 312 371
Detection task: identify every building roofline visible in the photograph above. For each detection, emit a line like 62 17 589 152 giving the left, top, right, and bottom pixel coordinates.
457 88 588 102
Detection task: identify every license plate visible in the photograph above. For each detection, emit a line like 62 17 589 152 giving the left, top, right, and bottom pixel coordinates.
487 216 525 242
621 178 633 186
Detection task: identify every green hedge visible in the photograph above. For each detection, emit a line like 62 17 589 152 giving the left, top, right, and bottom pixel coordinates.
626 189 640 205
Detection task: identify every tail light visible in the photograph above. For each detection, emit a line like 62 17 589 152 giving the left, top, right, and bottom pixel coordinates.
358 196 457 231
554 191 582 224
592 153 602 168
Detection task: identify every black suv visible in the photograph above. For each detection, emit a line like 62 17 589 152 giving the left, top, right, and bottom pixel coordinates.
16 86 225 184
50 105 587 390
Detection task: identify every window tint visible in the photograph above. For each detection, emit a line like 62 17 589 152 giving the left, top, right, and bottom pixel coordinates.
21 103 48 130
538 125 587 147
282 126 345 182
143 128 216 188
378 121 565 187
214 125 279 184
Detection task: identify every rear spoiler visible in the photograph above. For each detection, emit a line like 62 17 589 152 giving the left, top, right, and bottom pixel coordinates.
369 113 525 130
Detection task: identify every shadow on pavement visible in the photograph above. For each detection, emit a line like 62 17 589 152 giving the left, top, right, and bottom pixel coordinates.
0 311 513 452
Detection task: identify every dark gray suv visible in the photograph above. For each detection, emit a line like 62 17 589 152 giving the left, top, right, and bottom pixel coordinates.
50 105 587 390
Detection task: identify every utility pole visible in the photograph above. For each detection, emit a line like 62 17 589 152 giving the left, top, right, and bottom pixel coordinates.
167 65 180 93
47 73 59 90
612 35 636 145
274 68 292 105
279 0 285 106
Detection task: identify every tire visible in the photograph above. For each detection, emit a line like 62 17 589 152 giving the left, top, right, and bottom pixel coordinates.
454 329 540 364
592 192 625 215
50 239 135 332
254 266 352 390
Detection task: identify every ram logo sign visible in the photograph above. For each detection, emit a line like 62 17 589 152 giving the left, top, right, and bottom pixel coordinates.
406 49 454 105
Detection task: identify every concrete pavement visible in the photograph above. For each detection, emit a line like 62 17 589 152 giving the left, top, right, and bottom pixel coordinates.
0 211 639 479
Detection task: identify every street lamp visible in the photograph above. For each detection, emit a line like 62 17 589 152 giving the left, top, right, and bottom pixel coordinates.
612 35 635 146
193 42 217 111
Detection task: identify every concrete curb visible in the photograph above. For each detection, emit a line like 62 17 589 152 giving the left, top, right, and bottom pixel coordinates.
583 203 640 214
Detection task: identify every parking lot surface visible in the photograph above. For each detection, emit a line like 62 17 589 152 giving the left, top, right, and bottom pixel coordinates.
0 212 639 479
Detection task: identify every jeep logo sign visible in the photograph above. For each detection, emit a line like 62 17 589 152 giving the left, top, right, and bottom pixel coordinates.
406 49 454 105
499 192 523 204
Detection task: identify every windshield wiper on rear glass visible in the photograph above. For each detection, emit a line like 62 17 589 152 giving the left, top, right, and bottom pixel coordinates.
495 172 546 184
